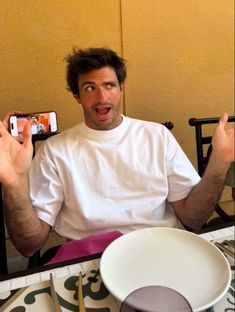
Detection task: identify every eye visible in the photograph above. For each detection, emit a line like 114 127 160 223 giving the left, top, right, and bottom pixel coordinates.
84 85 94 92
106 82 116 89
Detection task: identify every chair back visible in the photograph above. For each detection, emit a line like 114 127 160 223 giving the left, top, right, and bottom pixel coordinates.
162 121 174 130
188 115 235 226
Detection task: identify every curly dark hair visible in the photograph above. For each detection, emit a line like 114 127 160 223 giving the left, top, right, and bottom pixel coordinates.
64 47 127 96
29 114 39 121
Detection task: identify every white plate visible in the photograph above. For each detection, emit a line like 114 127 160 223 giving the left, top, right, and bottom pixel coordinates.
100 227 231 312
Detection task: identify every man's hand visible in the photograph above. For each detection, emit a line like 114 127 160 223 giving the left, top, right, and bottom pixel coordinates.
0 120 33 186
212 112 235 165
172 113 234 230
1 112 49 256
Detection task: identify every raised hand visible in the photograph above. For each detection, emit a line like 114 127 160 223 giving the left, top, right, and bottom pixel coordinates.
212 113 235 165
0 120 33 186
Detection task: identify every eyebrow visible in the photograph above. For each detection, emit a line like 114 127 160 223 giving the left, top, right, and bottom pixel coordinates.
80 81 95 88
80 80 118 88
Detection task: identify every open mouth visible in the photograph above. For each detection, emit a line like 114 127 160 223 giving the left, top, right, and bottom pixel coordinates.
94 106 112 120
95 107 111 115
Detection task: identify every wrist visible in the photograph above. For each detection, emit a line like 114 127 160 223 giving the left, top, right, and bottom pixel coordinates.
2 173 29 190
206 152 231 179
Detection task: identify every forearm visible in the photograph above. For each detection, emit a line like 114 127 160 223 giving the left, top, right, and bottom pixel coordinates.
174 152 231 230
3 176 49 256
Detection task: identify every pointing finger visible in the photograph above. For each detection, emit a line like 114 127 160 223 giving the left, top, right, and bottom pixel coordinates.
22 122 32 149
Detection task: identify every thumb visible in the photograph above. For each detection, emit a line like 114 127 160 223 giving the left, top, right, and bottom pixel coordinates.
219 112 228 127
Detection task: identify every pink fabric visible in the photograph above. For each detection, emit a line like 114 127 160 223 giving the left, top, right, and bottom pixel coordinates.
46 231 123 265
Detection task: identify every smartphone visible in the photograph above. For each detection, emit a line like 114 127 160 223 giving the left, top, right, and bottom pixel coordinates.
10 111 58 137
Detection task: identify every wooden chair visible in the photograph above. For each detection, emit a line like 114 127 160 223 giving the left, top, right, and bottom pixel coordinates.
188 115 235 226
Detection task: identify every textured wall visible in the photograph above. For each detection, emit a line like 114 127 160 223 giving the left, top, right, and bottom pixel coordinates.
0 0 234 199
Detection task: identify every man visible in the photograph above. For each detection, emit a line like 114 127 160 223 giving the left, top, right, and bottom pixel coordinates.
29 114 45 134
0 48 234 257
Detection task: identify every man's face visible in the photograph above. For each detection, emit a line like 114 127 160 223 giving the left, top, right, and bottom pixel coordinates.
30 116 38 124
76 66 123 130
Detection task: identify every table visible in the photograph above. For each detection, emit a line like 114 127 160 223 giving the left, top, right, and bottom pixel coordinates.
0 226 234 311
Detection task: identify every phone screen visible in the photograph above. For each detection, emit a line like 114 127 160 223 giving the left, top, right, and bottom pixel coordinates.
10 112 58 137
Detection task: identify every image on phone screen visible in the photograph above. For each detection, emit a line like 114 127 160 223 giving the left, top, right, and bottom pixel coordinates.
10 112 58 137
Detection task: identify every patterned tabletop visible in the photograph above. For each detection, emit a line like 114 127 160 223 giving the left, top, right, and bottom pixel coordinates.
0 226 234 312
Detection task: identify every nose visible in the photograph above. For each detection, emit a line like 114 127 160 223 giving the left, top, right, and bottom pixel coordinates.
96 87 107 103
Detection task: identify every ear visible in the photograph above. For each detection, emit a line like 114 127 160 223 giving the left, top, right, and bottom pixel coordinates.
74 94 81 104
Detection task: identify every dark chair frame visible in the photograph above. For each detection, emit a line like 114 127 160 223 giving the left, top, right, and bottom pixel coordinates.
162 121 174 131
188 116 235 176
188 115 235 223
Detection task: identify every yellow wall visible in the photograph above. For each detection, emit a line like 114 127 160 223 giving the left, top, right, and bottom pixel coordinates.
0 0 234 197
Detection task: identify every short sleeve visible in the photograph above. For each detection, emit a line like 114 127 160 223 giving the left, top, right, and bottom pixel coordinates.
29 142 64 226
165 130 201 202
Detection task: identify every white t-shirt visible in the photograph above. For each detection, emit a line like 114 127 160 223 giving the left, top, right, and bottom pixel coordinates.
31 124 38 135
29 115 200 239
